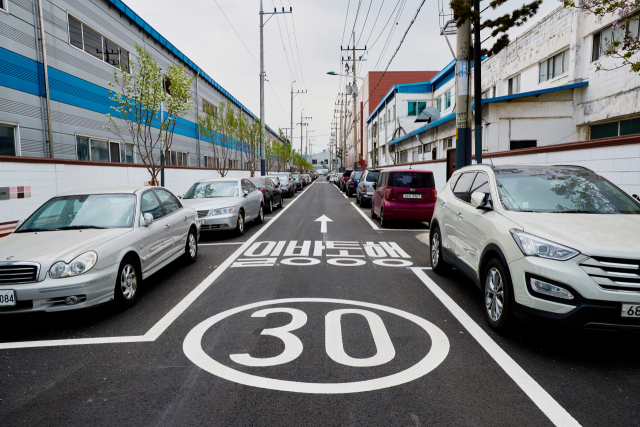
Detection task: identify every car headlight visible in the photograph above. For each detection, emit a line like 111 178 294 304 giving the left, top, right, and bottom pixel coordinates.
211 207 235 216
50 251 98 279
510 230 579 261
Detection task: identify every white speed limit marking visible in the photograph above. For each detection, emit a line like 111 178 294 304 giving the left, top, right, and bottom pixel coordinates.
183 298 449 394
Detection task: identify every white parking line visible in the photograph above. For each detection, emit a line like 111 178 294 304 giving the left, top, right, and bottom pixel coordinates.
410 267 581 427
0 182 317 350
350 202 380 230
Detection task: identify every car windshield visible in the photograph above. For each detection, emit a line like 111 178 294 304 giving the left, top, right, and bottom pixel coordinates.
292 173 300 178
365 171 379 182
495 167 640 214
249 178 266 188
275 174 289 181
353 172 363 179
183 181 239 199
389 172 435 188
17 194 135 232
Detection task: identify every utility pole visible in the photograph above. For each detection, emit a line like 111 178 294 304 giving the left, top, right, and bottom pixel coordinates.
291 82 306 172
473 0 482 164
260 2 292 176
298 111 311 171
341 33 366 171
455 3 472 170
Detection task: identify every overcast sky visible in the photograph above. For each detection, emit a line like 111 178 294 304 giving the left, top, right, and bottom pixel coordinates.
124 0 561 153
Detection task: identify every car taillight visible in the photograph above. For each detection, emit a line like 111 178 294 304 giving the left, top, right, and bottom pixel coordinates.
260 189 266 194
385 189 393 201
432 189 437 202
350 181 355 187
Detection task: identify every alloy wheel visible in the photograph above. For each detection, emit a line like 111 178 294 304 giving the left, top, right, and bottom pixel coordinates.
188 233 197 258
485 268 505 322
269 200 273 212
431 232 440 267
120 264 137 300
238 214 244 232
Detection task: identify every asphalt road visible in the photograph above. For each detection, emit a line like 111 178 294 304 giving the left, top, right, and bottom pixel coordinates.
1 179 639 426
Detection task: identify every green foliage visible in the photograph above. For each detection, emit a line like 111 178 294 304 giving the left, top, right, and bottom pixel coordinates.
450 0 542 58
106 45 193 184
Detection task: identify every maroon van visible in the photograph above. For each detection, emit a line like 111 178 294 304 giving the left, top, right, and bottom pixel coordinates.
370 169 437 227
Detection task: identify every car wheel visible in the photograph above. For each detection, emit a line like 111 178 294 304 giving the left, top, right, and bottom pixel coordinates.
255 204 264 224
370 205 377 219
356 193 361 205
430 227 451 274
183 227 198 264
114 256 141 309
268 198 273 213
484 258 514 331
236 211 245 236
278 196 283 208
380 207 390 228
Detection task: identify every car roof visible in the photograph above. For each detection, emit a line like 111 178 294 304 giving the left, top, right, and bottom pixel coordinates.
196 177 241 183
379 168 433 173
57 185 150 196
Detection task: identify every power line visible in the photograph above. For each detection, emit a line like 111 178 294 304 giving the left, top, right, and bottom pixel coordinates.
341 0 352 46
367 0 402 55
213 0 258 65
356 0 374 45
287 1 313 117
350 0 364 38
374 0 408 70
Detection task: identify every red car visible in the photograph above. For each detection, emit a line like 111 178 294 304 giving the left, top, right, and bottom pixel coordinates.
339 170 353 192
370 169 437 227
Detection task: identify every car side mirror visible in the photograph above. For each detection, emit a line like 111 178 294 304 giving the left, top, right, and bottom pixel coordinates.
372 183 377 189
633 194 640 202
471 192 492 210
243 189 249 197
143 213 154 226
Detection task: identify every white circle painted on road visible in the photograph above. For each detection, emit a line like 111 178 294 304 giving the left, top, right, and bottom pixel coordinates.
281 257 321 266
327 258 367 267
373 259 414 267
183 298 450 394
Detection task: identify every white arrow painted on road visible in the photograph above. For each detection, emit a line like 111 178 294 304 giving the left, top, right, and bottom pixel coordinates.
315 215 333 233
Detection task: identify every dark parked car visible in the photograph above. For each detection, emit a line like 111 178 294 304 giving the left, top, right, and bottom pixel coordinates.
371 169 437 228
292 173 303 190
346 171 363 197
356 169 380 206
248 177 282 213
274 172 295 197
339 170 353 192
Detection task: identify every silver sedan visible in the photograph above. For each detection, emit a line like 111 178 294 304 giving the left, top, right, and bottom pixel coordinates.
181 177 265 236
0 186 200 313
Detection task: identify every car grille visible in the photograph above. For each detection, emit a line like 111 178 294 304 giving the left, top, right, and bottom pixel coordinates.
197 210 210 218
580 256 640 293
0 262 40 285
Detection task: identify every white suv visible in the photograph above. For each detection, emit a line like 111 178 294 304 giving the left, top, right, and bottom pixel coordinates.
430 164 640 332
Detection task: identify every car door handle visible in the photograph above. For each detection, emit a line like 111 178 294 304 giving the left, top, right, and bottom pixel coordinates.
457 212 464 219
183 215 188 221
441 202 447 208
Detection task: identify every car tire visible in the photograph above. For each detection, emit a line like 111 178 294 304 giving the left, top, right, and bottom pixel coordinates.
483 258 514 332
356 193 361 205
370 206 377 219
114 256 141 309
278 196 283 208
255 204 264 224
236 211 245 236
430 227 451 275
380 207 390 228
183 227 198 264
268 198 273 213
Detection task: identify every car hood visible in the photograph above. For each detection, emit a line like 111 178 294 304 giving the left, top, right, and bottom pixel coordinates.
0 228 132 273
502 211 640 258
181 197 241 210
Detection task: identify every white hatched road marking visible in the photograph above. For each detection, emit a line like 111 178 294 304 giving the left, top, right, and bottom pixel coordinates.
411 267 581 427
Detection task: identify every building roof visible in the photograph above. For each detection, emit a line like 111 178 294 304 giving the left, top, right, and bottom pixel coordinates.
365 71 438 115
106 0 281 140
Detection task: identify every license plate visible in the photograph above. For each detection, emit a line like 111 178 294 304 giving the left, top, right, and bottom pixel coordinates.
367 189 374 195
403 194 422 199
621 304 640 318
0 290 16 306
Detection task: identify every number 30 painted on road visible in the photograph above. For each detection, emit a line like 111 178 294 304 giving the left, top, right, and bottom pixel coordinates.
230 308 395 368
183 298 449 394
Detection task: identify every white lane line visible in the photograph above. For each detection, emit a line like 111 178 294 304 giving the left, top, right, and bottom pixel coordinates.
199 242 245 246
0 182 316 350
410 267 581 427
350 202 380 230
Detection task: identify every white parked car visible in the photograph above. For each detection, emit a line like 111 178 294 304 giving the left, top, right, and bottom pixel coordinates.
0 186 200 313
430 164 640 332
181 178 264 236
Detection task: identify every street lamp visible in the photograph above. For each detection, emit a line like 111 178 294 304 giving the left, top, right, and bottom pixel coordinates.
327 71 365 82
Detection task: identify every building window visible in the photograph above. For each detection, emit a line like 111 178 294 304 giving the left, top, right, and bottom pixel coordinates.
510 140 537 150
445 138 453 148
68 15 130 72
204 156 217 168
445 91 451 109
392 105 396 121
436 97 442 112
539 50 569 83
591 118 640 139
202 98 217 116
592 18 639 62
408 102 426 116
381 145 386 155
508 74 521 95
0 124 17 156
423 143 431 153
167 150 189 166
76 137 135 163
1 0 8 13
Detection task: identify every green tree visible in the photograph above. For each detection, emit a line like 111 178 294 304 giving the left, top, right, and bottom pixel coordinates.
107 45 193 185
199 100 236 177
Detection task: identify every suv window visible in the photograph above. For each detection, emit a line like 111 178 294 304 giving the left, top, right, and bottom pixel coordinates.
154 189 181 215
141 191 164 219
452 172 477 203
377 172 387 187
389 172 435 188
365 171 379 182
470 173 490 195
